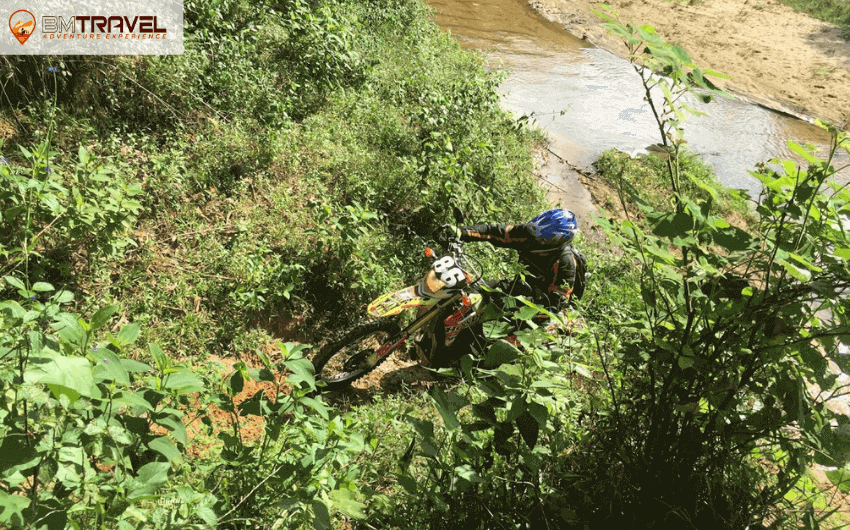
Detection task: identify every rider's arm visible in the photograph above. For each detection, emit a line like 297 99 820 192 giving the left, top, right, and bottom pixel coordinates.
459 223 536 250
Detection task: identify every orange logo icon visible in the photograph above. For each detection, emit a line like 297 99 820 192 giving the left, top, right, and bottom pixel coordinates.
9 10 36 45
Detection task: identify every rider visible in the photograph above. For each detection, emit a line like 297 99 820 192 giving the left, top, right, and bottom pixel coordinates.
446 208 582 312
429 208 582 365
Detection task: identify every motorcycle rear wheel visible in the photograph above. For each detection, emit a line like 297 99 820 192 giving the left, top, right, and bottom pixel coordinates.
312 318 401 391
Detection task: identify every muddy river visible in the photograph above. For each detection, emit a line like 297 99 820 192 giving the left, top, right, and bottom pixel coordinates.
426 0 849 196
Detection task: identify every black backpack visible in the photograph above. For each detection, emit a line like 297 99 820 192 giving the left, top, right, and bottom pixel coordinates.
570 247 588 301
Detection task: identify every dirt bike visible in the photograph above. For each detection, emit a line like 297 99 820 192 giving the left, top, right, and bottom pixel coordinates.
312 236 492 391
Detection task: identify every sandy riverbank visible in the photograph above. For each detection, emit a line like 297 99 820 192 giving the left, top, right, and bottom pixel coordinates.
528 0 850 127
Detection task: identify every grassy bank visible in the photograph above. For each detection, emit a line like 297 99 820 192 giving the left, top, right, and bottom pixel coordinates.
595 147 756 223
777 0 850 38
0 0 558 527
0 0 548 359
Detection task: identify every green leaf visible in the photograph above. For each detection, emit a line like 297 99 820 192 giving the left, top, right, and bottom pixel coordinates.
248 367 275 382
0 490 29 527
161 371 204 394
484 340 522 367
148 436 183 464
120 358 153 373
313 500 331 530
527 401 549 426
90 304 118 331
571 363 593 378
149 343 170 373
196 506 217 526
279 341 311 359
789 252 822 272
703 68 731 79
284 358 316 390
26 354 96 403
713 225 753 252
154 413 187 445
93 349 130 385
342 432 366 453
0 300 25 320
4 275 25 290
643 243 676 264
650 211 693 239
52 313 86 351
825 468 850 493
28 330 45 356
53 290 73 304
113 390 155 412
454 464 484 483
127 462 171 500
431 387 461 431
483 320 513 339
787 141 819 164
115 322 140 347
227 370 244 397
516 304 542 322
778 259 811 282
328 489 367 519
301 396 330 420
687 173 718 202
506 396 527 423
515 410 539 449
472 400 497 424
669 44 692 65
237 390 268 417
396 475 418 494
255 348 272 370
834 248 850 260
32 282 54 292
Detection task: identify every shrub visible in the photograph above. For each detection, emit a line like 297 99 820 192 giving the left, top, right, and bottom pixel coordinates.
0 141 142 281
561 8 850 528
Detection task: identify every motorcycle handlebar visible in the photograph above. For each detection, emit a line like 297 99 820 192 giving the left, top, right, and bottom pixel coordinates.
440 236 483 287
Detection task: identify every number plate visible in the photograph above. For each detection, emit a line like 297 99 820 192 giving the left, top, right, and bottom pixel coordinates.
433 256 465 288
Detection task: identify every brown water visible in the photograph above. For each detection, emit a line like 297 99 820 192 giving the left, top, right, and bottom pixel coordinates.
427 0 849 195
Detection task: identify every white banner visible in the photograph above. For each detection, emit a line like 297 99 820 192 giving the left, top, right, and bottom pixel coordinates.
3 0 183 55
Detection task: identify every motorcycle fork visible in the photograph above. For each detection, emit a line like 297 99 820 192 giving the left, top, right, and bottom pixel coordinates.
442 302 481 347
405 296 463 364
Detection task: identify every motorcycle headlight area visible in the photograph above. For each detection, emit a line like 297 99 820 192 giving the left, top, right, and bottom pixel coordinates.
420 270 454 299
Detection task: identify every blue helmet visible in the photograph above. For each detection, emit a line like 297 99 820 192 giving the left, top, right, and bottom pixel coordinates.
528 209 577 245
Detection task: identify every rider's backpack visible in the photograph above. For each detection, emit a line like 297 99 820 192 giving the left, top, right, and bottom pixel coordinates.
570 247 587 301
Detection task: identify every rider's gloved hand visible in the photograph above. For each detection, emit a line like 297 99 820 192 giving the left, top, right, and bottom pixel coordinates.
435 224 462 246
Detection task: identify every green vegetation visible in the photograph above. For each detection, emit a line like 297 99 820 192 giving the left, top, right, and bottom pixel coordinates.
596 147 755 222
777 0 850 38
0 0 546 353
588 7 850 527
0 0 548 527
2 1 850 529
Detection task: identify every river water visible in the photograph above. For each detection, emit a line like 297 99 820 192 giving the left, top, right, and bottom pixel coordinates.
426 0 849 196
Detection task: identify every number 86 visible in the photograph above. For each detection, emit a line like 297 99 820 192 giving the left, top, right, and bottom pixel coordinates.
433 257 465 287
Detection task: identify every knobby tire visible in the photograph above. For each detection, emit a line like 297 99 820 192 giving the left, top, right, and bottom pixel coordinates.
312 318 401 391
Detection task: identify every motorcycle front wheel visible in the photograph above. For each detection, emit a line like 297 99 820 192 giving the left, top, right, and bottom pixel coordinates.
312 318 401 391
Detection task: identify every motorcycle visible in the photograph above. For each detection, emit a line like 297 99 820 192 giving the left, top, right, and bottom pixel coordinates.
312 236 491 391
